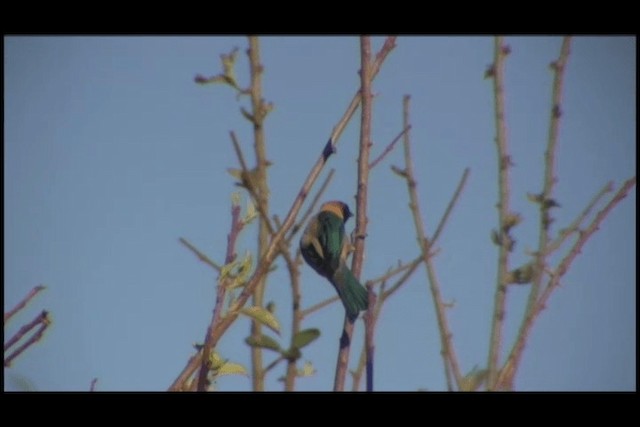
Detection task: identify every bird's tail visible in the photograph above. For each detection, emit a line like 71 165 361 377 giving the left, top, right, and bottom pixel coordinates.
330 264 369 320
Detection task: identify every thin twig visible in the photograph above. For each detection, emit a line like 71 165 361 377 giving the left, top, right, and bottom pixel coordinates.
352 255 425 390
196 203 243 391
368 256 422 288
300 296 340 319
4 311 50 367
380 258 423 301
229 131 276 236
486 37 513 389
246 35 272 392
400 94 464 390
170 352 201 391
526 36 573 325
283 249 303 391
230 130 249 172
4 310 49 352
4 285 46 325
179 238 221 272
431 168 470 246
90 378 98 392
369 125 412 169
264 356 284 374
364 284 377 392
329 37 397 145
544 182 612 257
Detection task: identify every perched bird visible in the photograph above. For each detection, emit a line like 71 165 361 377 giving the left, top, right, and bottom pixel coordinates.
300 200 368 320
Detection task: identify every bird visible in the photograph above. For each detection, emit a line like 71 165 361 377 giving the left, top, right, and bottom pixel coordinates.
299 200 368 320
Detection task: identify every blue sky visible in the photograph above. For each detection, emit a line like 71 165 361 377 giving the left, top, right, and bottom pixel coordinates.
4 36 635 391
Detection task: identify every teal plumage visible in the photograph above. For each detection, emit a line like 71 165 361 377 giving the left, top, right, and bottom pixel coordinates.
300 201 369 320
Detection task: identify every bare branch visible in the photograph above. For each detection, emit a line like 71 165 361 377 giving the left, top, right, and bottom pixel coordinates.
329 37 397 145
230 130 249 172
369 125 411 169
399 94 464 389
431 168 470 247
4 311 51 367
487 36 514 389
300 295 340 319
526 36 573 319
545 183 612 257
4 285 46 325
179 238 221 272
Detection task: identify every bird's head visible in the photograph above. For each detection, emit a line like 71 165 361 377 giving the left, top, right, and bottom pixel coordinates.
320 200 353 222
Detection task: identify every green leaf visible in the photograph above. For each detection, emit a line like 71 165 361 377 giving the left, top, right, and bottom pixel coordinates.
297 361 316 377
219 260 237 281
217 362 248 377
227 168 243 180
245 335 281 352
240 306 281 335
490 229 501 246
526 192 543 204
503 212 522 231
235 251 253 284
460 366 488 391
244 200 258 224
282 347 302 361
231 192 241 207
292 328 320 350
209 351 226 370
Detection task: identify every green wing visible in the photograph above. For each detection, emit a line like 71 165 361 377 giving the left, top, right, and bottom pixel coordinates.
317 211 345 273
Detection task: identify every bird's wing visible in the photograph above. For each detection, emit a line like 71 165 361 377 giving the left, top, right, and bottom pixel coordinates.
301 220 324 257
318 212 345 272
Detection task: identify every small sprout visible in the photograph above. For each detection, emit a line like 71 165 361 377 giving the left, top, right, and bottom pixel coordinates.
503 212 523 231
527 192 544 204
460 366 489 391
297 361 316 377
501 155 514 169
484 64 496 79
505 234 516 252
266 301 276 314
391 165 408 178
507 263 535 285
208 351 226 371
491 229 501 246
244 200 258 224
543 198 561 209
